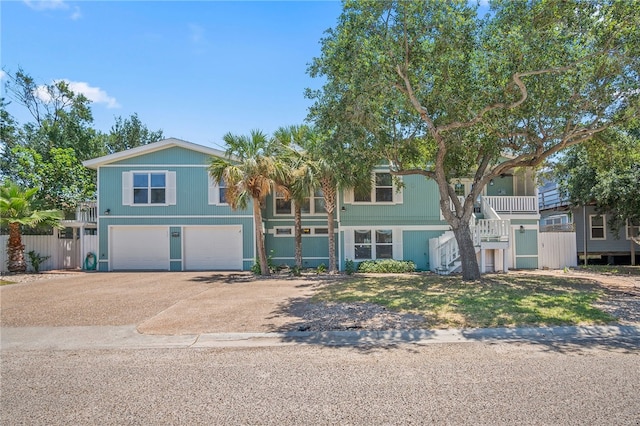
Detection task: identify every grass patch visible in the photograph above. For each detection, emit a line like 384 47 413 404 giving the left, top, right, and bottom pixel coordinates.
312 274 616 328
574 265 640 276
0 279 17 286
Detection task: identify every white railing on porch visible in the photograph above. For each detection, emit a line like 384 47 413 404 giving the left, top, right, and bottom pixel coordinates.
475 219 510 242
75 202 97 223
483 196 538 214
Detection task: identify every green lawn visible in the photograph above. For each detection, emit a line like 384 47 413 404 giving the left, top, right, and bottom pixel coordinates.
312 273 616 328
574 265 640 276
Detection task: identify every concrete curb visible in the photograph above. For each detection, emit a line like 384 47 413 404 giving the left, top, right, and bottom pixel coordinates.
2 324 639 350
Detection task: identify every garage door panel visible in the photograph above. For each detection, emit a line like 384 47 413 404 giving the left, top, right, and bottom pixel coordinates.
111 227 169 270
184 226 242 270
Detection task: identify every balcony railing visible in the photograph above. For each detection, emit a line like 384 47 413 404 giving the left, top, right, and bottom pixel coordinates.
483 196 538 214
475 219 510 242
75 202 97 223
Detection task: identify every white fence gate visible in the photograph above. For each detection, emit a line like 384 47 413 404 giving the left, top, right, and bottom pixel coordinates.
0 234 98 273
538 232 577 269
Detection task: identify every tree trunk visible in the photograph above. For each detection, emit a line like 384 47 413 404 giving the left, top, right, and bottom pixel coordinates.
321 180 338 273
294 205 303 268
7 222 26 273
327 209 337 273
451 220 481 281
253 198 270 276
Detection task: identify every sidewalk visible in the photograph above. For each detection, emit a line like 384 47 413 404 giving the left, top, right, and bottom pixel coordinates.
3 324 639 350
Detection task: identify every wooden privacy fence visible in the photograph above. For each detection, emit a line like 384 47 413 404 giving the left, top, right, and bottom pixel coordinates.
0 234 98 273
538 231 577 269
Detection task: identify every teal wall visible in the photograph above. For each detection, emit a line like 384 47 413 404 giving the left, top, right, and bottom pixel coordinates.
486 176 514 196
340 175 444 227
515 229 538 269
403 230 446 271
265 233 336 269
98 166 250 217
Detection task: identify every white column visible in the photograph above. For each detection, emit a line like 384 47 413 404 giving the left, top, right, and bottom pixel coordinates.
503 249 508 272
480 249 486 274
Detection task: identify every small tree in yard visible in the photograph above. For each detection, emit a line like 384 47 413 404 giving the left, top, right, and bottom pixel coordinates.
1 181 62 273
308 0 640 280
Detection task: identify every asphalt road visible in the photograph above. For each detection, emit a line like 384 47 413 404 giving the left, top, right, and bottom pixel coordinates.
2 340 639 425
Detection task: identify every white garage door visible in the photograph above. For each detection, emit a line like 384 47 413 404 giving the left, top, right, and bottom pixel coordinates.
110 226 169 270
184 226 243 270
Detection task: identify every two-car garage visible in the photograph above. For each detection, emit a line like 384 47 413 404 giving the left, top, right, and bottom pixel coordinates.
109 225 244 271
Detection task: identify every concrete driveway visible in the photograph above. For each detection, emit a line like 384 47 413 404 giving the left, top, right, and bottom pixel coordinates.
0 272 323 334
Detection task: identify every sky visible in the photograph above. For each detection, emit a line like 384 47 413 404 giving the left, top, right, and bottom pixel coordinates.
1 0 344 150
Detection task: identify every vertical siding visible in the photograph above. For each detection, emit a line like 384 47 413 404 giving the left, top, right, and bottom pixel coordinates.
539 232 577 269
573 206 632 254
486 176 513 196
515 229 538 269
340 175 443 226
402 230 446 271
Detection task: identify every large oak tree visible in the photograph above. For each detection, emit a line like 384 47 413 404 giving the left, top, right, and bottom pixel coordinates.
308 0 640 280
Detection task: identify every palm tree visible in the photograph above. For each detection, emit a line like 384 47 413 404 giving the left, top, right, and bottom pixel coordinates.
301 129 374 273
209 130 288 276
273 125 317 269
1 181 63 273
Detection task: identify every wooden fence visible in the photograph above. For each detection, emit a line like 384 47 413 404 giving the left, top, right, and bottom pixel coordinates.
0 234 98 273
538 231 577 269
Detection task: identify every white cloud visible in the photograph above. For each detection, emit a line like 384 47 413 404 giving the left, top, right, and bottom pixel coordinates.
23 0 82 20
0 70 7 80
70 6 81 20
35 79 121 109
65 80 120 108
23 0 69 11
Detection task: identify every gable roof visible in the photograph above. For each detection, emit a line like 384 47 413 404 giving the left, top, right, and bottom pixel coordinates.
82 138 227 170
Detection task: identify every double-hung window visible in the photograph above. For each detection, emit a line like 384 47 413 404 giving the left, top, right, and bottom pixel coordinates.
133 172 166 204
589 215 606 240
123 171 176 206
346 172 402 205
275 188 326 216
626 219 640 240
353 229 393 260
208 176 228 205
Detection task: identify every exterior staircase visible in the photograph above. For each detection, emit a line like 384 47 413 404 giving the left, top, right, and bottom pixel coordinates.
429 196 512 274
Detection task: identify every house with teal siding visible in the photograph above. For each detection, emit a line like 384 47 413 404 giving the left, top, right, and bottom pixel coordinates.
83 138 541 273
83 138 255 272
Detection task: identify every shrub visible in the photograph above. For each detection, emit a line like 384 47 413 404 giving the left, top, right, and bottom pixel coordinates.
357 259 416 273
291 265 302 277
344 259 356 275
251 250 277 275
27 250 50 273
316 263 327 274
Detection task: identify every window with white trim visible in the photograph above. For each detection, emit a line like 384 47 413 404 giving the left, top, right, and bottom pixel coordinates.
300 189 326 214
355 172 393 202
589 215 606 240
275 191 292 215
275 188 325 216
122 171 176 206
354 229 393 260
273 227 331 237
134 172 166 204
208 176 228 205
346 172 402 204
275 227 293 236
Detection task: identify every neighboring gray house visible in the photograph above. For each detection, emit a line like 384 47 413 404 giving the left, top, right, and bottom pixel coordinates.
538 180 639 265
